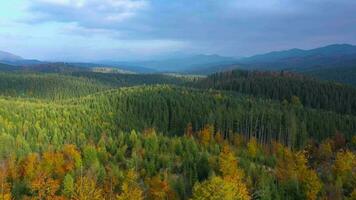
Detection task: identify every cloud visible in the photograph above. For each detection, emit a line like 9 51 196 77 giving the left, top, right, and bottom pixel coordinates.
27 0 149 27
18 0 356 57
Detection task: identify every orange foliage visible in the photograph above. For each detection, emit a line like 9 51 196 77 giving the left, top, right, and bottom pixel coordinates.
199 125 214 146
147 173 177 200
30 172 61 200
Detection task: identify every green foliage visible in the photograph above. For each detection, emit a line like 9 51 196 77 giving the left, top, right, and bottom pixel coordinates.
63 174 74 198
0 69 355 199
0 72 109 99
195 70 356 115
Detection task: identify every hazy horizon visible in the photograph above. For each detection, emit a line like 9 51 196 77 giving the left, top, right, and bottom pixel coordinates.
1 0 356 61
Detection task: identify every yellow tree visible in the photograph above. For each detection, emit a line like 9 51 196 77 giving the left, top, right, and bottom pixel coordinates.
275 145 296 183
191 176 237 200
295 152 322 200
42 151 65 177
72 176 103 200
333 150 355 178
317 139 333 161
199 125 214 146
21 153 38 179
62 144 82 171
276 148 321 200
219 144 250 200
333 150 355 193
116 170 143 200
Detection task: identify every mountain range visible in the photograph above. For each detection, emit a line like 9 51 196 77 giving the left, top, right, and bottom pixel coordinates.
1 44 356 85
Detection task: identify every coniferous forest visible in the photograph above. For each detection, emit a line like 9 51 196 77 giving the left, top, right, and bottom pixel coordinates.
1 1 356 199
0 66 354 200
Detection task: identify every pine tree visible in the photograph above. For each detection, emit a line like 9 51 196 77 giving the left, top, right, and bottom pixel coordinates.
63 174 74 198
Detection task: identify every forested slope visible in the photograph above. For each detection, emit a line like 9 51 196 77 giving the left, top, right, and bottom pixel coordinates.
70 71 195 87
195 70 356 115
1 85 355 150
0 84 355 199
303 65 356 86
0 71 193 99
0 72 110 99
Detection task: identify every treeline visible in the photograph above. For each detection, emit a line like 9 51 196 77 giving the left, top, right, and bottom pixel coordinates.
69 71 194 88
0 72 109 99
195 70 356 115
0 85 355 150
0 71 193 100
304 65 356 86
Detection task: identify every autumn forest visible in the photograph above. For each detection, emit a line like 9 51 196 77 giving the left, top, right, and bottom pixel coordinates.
0 65 353 200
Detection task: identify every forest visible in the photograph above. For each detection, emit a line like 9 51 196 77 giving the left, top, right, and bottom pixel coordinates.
0 68 355 200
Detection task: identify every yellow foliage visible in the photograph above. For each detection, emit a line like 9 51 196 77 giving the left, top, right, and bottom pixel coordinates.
22 153 39 179
42 151 65 176
0 194 12 200
116 170 143 200
199 125 214 146
318 140 333 160
219 144 250 200
333 150 356 178
191 176 248 200
247 138 258 159
276 150 322 200
62 144 82 171
72 176 103 200
302 169 322 200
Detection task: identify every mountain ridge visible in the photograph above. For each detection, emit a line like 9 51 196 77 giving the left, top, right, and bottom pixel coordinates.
0 50 23 61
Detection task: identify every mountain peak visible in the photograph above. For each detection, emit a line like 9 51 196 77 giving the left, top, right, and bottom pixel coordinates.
241 43 356 63
0 50 23 61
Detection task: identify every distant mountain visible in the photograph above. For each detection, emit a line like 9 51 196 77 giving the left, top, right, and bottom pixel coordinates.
0 50 44 66
238 44 356 86
234 44 356 71
191 44 356 80
108 54 238 73
0 50 23 61
241 44 356 64
0 50 142 73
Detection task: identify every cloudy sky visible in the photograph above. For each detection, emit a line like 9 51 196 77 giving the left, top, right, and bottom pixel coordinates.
0 0 355 61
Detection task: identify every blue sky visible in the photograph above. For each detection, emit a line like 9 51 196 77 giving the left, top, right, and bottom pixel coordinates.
0 0 356 61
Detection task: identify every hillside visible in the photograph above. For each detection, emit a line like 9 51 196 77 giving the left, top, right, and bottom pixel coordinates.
195 69 356 115
0 85 355 148
0 72 110 99
0 49 355 200
0 85 355 199
0 50 23 61
298 65 356 86
0 71 194 99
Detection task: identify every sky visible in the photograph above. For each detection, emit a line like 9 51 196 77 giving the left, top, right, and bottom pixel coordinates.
0 0 355 61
